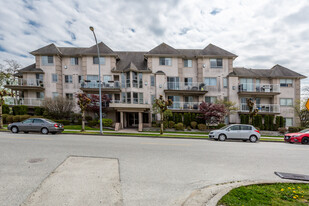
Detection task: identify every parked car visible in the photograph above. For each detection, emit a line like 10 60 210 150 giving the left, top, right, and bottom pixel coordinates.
209 124 260 142
284 128 309 144
8 118 64 134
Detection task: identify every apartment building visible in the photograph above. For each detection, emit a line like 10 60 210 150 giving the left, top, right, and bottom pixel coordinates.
5 42 306 130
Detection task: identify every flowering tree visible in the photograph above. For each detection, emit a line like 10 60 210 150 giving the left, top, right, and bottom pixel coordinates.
76 93 91 132
152 95 173 134
0 90 13 129
199 101 226 128
86 94 110 118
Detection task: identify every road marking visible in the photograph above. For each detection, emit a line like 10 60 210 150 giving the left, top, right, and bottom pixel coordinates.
141 142 191 146
0 136 52 141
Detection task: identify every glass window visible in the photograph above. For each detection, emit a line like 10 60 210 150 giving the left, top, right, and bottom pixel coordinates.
139 93 143 104
133 92 138 104
185 96 193 103
121 92 126 103
230 125 240 130
42 56 54 65
52 92 59 98
280 98 293 106
70 57 78 65
103 75 112 84
36 92 44 99
87 75 99 81
126 72 131 88
184 78 193 86
223 78 228 88
167 77 180 89
151 95 155 103
285 118 293 127
23 119 33 124
138 73 143 88
241 125 252 130
210 58 222 68
126 92 131 103
65 75 73 83
66 93 73 100
184 59 192 67
93 57 105 64
159 57 172 66
36 74 43 81
33 119 44 123
205 96 217 103
52 74 58 83
121 73 126 88
280 79 293 87
151 75 155 86
78 75 83 83
204 77 217 86
132 72 138 88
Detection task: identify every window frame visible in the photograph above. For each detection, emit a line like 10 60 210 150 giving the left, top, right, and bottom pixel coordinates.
183 59 192 68
42 56 54 66
70 57 79 65
204 77 217 86
280 98 293 106
150 75 155 87
159 57 172 66
52 74 58 83
280 79 293 87
210 58 223 68
64 75 73 84
93 56 105 65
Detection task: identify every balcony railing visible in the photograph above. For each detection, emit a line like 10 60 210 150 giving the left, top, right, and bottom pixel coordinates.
81 81 120 89
239 103 280 113
6 79 44 87
238 83 280 93
168 102 200 110
164 82 207 91
4 98 44 106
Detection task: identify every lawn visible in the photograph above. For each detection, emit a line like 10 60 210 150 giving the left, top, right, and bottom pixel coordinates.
63 125 114 131
218 183 309 206
142 131 209 135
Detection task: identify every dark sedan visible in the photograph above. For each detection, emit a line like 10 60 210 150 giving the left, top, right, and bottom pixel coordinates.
8 118 64 134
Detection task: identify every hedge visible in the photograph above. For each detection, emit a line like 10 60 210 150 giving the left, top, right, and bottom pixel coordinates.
34 107 45 116
2 104 10 114
168 121 175 128
12 105 28 115
175 123 184 130
87 120 97 127
198 124 206 131
55 120 70 125
98 118 113 127
190 121 197 129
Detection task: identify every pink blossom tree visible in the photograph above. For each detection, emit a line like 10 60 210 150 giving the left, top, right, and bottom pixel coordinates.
199 101 226 128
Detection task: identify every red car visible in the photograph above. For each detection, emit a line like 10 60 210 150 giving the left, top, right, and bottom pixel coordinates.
284 129 309 144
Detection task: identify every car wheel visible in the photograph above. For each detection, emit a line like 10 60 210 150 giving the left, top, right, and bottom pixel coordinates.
249 135 258 143
41 128 49 134
218 134 226 141
301 137 309 144
24 131 29 134
11 126 19 133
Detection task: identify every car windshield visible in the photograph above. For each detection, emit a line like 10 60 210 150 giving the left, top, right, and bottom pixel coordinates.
299 129 309 133
220 125 230 130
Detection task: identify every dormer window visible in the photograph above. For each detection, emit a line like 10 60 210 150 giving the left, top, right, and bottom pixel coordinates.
210 58 222 68
159 57 172 66
42 56 54 65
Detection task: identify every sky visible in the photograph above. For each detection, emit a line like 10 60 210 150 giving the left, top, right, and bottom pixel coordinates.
0 0 309 87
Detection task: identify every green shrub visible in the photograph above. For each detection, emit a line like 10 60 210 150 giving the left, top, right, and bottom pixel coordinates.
85 116 93 121
217 123 226 129
12 106 20 115
190 121 197 129
20 115 31 121
191 113 196 122
240 114 245 124
168 121 175 128
151 121 157 127
198 124 206 131
87 120 98 127
184 113 190 126
20 105 28 115
187 126 191 131
288 127 300 133
175 123 184 130
56 120 70 125
6 115 13 123
34 107 45 116
13 115 21 122
163 121 168 129
2 104 10 114
269 115 275 131
99 118 113 127
278 127 287 134
2 114 8 124
264 115 269 130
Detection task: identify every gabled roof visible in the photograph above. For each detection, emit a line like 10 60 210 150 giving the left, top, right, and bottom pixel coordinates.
30 43 62 55
199 44 237 57
269 64 306 78
177 49 202 58
58 47 87 56
146 42 181 56
82 42 116 56
113 51 150 73
13 64 44 77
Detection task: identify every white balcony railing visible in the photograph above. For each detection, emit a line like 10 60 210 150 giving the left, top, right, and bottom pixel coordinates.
239 103 280 113
168 102 200 110
239 83 280 93
81 81 120 89
6 79 44 87
4 98 44 106
164 82 207 91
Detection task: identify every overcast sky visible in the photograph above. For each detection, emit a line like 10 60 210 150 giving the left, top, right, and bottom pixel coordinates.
0 0 309 86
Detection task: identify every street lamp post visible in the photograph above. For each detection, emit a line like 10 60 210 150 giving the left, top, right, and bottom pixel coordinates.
89 26 103 134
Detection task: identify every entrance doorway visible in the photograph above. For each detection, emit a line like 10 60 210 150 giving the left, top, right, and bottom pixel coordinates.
127 112 138 128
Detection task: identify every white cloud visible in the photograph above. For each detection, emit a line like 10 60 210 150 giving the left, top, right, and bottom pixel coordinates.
0 0 309 82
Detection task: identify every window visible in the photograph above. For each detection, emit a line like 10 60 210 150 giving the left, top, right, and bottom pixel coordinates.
223 78 228 88
132 72 138 88
93 57 105 64
126 72 131 88
65 75 73 83
87 75 98 81
139 93 143 104
210 58 222 68
52 92 59 98
159 57 172 66
126 92 131 103
138 73 143 88
151 95 155 103
23 119 33 124
280 79 293 87
151 75 155 86
239 78 253 91
52 74 58 83
66 93 73 100
167 77 180 89
36 92 44 99
285 118 293 127
230 125 240 130
184 59 192 67
241 125 252 130
103 75 111 84
70 57 78 65
204 77 217 86
121 73 126 88
33 119 44 124
205 96 217 103
280 98 293 106
36 74 43 81
143 113 149 123
78 75 83 83
184 78 193 86
184 96 193 103
133 92 138 104
121 92 126 103
168 96 180 109
42 56 54 65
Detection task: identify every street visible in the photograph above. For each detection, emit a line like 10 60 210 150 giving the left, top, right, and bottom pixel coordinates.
0 131 308 206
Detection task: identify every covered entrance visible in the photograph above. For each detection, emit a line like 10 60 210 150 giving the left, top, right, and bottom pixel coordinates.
127 112 139 128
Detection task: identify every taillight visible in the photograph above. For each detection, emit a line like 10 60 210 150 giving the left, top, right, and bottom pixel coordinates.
54 124 59 128
255 130 260 133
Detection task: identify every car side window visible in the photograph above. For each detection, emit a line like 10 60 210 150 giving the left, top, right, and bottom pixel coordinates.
230 125 240 130
23 119 33 124
33 119 44 123
241 125 252 130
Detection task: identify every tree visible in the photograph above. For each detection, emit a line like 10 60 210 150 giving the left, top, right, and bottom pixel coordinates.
0 90 13 129
294 99 309 127
216 99 237 124
76 93 91 132
152 95 173 134
199 102 226 128
43 96 74 120
246 98 259 125
85 94 110 118
0 59 21 89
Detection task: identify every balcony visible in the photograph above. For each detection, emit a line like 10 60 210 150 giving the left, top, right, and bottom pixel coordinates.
239 103 280 114
168 102 201 112
109 100 151 110
5 79 45 91
238 83 280 96
4 97 44 107
80 81 121 93
164 82 207 95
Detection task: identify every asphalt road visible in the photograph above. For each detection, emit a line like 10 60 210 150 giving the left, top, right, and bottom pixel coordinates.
0 131 308 206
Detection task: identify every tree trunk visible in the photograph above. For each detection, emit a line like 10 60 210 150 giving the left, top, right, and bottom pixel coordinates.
0 104 3 129
81 110 85 132
160 112 163 135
